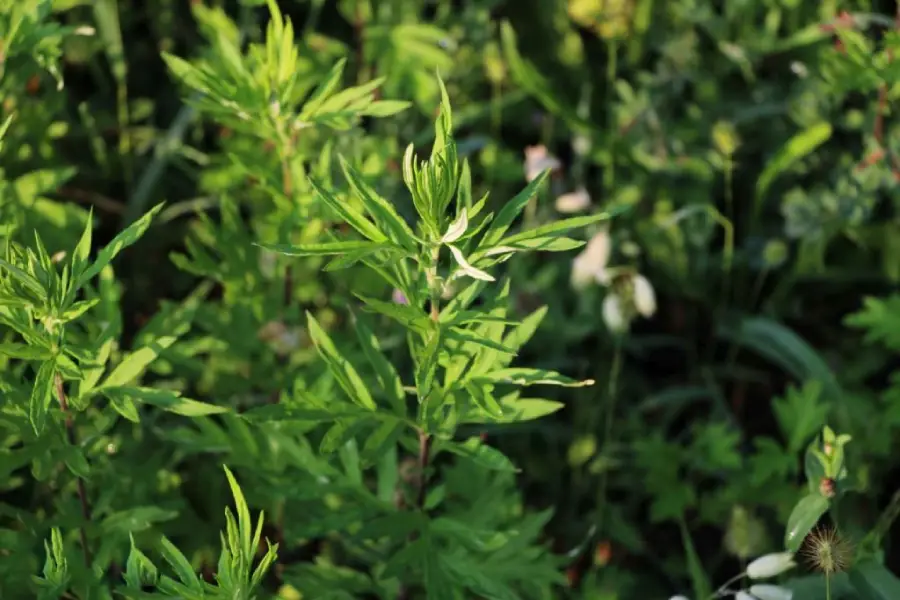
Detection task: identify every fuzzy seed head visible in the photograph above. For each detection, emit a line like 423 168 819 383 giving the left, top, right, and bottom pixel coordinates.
801 526 853 576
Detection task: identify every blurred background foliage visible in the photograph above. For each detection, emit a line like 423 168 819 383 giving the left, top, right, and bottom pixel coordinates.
4 0 900 598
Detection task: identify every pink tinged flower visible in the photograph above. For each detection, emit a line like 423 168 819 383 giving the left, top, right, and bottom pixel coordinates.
632 273 657 317
748 584 793 600
392 288 408 305
524 144 561 182
570 229 611 289
747 552 796 579
555 186 592 213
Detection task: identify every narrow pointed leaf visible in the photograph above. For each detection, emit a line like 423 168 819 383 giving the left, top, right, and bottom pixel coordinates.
306 312 376 410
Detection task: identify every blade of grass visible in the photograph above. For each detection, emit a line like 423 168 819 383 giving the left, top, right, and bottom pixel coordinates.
92 0 132 189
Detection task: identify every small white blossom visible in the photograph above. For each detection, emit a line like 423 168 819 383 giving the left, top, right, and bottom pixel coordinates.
668 596 691 600
632 273 657 317
555 186 592 213
572 134 591 156
524 144 561 182
570 229 611 289
602 294 627 333
748 584 793 600
747 552 796 580
735 592 756 600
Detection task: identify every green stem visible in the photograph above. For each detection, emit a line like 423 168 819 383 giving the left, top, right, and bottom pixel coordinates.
826 572 831 600
595 338 624 536
604 40 618 194
117 82 132 189
489 80 502 189
54 373 93 567
705 571 745 600
724 266 768 372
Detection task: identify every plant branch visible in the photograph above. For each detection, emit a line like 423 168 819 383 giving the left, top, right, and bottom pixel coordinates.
54 373 93 567
414 429 432 510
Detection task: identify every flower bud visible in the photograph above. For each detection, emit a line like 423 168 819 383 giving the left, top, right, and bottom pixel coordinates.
749 584 793 600
523 144 561 182
555 187 592 213
631 273 657 317
571 229 611 290
602 294 628 333
747 552 796 579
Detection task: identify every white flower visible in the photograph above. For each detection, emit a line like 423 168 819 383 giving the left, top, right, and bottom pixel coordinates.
602 294 627 333
668 596 691 600
748 584 793 600
632 273 657 317
524 144 561 182
570 229 611 289
747 552 796 579
735 592 756 600
572 134 591 156
555 186 592 213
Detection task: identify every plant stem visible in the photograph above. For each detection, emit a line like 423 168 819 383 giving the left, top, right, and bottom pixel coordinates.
398 250 441 600
353 0 367 85
414 429 432 510
595 338 623 536
53 373 93 567
705 571 745 600
826 572 831 600
604 39 618 195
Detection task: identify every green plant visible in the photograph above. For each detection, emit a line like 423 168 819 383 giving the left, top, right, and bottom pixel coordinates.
6 0 900 598
252 75 619 598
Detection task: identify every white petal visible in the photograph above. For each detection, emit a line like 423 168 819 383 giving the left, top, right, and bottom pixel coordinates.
555 187 592 213
582 229 611 270
524 144 561 182
602 294 628 333
668 596 691 600
571 254 598 290
594 268 611 286
448 245 495 282
632 274 657 317
735 592 757 600
747 552 796 579
441 209 468 243
748 584 793 600
571 229 610 289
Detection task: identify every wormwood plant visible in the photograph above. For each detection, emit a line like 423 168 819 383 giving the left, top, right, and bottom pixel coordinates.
0 192 276 598
253 78 618 598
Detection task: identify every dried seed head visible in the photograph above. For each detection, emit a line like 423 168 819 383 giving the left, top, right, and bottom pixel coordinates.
801 526 853 576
